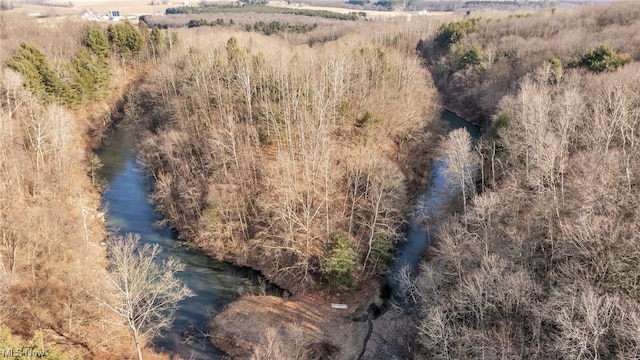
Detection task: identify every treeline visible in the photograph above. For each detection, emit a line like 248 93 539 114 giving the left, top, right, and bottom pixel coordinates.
3 21 169 107
139 11 372 48
166 4 366 21
396 0 552 12
188 17 233 28
248 20 318 35
129 30 438 293
0 0 19 10
187 17 318 36
411 3 640 358
418 2 639 125
6 26 110 106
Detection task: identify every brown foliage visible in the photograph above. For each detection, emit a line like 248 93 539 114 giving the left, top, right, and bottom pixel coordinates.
0 15 150 358
412 8 640 358
131 28 439 293
0 67 126 357
416 53 640 358
421 2 640 125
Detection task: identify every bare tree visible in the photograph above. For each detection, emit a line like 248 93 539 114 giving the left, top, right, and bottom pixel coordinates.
250 326 307 360
96 233 193 360
550 283 621 360
441 128 478 224
360 156 405 274
418 305 455 360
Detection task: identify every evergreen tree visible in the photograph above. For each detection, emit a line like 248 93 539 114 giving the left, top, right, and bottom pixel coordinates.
67 48 109 104
6 42 69 102
322 233 357 289
107 21 144 60
85 25 110 60
149 26 163 58
569 44 633 73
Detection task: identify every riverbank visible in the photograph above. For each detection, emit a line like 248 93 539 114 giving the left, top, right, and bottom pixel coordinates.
209 287 417 359
208 109 480 358
210 292 371 359
97 122 286 359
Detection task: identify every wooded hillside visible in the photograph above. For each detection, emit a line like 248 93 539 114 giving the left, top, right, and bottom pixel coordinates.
413 3 640 358
0 17 172 359
6 2 640 358
1 11 444 358
0 22 116 359
420 3 640 126
130 27 441 293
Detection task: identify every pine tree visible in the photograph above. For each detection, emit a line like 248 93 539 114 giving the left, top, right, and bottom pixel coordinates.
6 43 69 102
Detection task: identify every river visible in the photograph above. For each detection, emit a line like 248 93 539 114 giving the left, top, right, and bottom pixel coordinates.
96 124 265 360
385 109 480 301
96 109 478 358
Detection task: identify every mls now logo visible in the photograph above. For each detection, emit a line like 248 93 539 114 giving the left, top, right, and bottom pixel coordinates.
1 347 46 357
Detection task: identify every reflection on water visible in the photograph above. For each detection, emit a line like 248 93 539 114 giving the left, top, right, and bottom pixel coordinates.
386 109 481 301
441 109 481 141
96 124 264 360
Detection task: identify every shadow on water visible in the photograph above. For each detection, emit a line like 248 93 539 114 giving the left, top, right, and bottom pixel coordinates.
384 109 480 305
96 123 275 360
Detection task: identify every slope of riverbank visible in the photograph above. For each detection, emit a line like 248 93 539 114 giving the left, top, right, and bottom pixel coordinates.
411 3 640 358
210 292 371 359
97 124 286 359
0 16 156 358
209 109 480 359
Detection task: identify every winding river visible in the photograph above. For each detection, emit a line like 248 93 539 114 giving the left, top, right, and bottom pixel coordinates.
96 109 478 358
96 124 265 360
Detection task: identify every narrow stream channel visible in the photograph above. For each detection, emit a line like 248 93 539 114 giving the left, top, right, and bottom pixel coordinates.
386 109 480 301
96 124 266 360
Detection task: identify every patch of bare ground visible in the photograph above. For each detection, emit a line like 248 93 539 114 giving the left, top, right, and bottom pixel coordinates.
210 280 382 359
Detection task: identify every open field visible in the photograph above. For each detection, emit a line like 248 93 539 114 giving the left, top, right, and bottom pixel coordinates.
267 0 451 20
3 0 451 22
4 0 174 18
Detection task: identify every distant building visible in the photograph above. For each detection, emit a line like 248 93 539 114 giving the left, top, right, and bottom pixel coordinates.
108 10 122 21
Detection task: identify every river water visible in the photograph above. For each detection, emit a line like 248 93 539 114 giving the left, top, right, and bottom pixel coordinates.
96 124 264 360
385 109 480 300
96 109 478 358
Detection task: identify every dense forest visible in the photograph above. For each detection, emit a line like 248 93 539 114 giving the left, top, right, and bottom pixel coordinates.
419 3 640 125
130 27 440 294
2 1 640 359
0 9 442 359
412 3 640 359
0 18 121 358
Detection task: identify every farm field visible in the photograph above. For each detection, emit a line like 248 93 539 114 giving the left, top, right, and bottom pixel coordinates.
5 0 450 21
